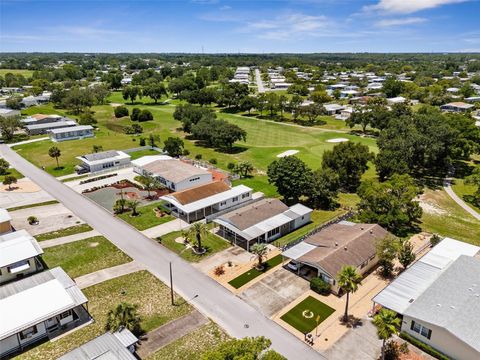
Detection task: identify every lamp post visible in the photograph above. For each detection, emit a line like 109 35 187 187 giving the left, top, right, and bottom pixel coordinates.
169 262 174 305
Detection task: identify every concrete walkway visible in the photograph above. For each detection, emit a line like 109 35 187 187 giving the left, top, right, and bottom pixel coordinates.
7 137 49 147
255 68 266 93
141 218 190 238
444 176 480 221
74 261 145 289
137 310 208 358
40 230 101 249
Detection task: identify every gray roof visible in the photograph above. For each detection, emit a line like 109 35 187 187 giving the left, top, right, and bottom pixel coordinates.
404 255 480 352
25 120 77 131
59 329 138 360
82 150 122 162
49 125 94 134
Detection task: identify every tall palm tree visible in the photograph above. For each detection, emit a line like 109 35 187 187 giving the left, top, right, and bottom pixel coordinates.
373 309 401 360
250 243 268 270
337 265 362 322
187 222 208 252
48 146 61 168
105 302 142 335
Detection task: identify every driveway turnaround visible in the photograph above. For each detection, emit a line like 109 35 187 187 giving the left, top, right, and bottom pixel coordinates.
0 145 324 360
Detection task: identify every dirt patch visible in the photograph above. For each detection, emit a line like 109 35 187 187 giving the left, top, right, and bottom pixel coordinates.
418 194 446 215
174 236 186 244
277 150 299 158
88 242 99 248
326 138 349 143
110 103 122 107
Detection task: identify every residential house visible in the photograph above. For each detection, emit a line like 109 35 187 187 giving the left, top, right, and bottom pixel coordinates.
0 229 44 285
214 198 312 251
0 108 20 118
440 102 475 113
372 238 480 360
282 222 389 294
49 125 94 142
133 157 212 192
25 120 78 135
0 267 90 358
161 181 254 223
324 103 345 115
59 328 139 360
387 96 407 105
76 150 131 173
0 208 13 234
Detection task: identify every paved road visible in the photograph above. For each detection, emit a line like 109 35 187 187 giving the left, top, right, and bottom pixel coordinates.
444 176 480 221
255 68 266 93
0 145 324 360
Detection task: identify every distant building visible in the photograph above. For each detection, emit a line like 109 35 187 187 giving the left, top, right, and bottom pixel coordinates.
49 125 94 142
387 96 407 105
0 108 21 118
76 150 131 173
324 103 345 115
440 102 474 113
25 120 78 135
0 208 12 234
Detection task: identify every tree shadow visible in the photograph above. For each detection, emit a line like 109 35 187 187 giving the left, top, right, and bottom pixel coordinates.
339 315 363 328
453 160 475 178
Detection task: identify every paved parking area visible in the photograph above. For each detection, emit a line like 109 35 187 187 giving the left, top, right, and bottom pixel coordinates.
9 203 85 235
240 267 310 317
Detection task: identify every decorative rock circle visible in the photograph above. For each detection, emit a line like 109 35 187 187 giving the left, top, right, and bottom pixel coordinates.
302 310 314 319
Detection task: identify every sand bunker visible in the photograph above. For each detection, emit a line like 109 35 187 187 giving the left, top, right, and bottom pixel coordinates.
277 150 299 158
326 138 349 143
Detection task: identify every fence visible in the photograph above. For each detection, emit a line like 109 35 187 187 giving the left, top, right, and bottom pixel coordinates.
278 210 355 252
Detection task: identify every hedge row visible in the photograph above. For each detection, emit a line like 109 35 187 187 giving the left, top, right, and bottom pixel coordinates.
399 332 450 360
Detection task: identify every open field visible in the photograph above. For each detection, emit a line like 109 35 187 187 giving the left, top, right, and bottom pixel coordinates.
157 230 231 262
35 223 93 241
280 296 335 333
15 271 192 360
128 148 162 160
228 254 283 289
117 202 174 230
146 322 229 360
42 236 132 278
0 68 34 77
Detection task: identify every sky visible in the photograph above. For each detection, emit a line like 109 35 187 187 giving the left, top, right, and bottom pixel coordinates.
1 0 479 53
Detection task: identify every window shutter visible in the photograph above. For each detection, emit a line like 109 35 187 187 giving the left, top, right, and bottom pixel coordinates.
427 329 432 340
410 321 415 330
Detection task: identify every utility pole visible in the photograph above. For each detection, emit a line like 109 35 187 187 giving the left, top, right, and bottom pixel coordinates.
169 262 174 305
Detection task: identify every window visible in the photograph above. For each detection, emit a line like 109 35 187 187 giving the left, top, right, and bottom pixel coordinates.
19 325 38 340
7 260 29 273
411 321 432 339
59 310 72 320
220 201 227 206
232 196 238 202
242 193 249 199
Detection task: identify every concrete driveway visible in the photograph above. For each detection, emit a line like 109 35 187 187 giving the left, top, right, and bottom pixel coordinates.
240 267 310 317
0 178 54 209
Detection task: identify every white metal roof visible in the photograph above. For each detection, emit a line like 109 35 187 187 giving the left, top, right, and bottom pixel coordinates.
161 185 252 214
131 155 172 167
372 238 480 314
0 208 11 223
282 242 317 260
49 125 93 134
0 229 43 267
77 150 130 166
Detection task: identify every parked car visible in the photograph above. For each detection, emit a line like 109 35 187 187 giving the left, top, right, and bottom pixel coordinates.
287 261 301 271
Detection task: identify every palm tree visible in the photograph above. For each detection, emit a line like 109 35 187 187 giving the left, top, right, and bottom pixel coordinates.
373 309 401 360
187 222 208 253
105 302 142 335
337 265 362 322
48 146 61 168
250 243 268 270
139 175 161 198
128 199 140 216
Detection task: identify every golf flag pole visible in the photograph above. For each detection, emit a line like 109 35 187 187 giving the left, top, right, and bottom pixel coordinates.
315 314 321 337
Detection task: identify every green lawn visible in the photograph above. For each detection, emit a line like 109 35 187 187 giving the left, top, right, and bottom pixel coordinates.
280 296 335 334
451 178 480 214
420 188 480 245
228 254 283 289
273 208 347 248
0 68 34 77
42 236 132 278
128 148 162 160
232 176 279 197
0 168 24 182
6 200 59 211
35 224 93 241
157 230 231 262
16 271 192 360
117 202 174 230
146 322 229 360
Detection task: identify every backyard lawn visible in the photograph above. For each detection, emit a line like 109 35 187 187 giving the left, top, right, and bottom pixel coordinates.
146 322 229 360
228 254 283 289
280 296 335 334
34 224 93 241
42 236 132 278
15 271 193 360
0 168 24 182
157 230 231 262
117 202 174 230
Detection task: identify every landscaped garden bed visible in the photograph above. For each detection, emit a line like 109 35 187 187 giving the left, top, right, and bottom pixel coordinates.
117 201 174 230
228 254 283 289
280 296 335 334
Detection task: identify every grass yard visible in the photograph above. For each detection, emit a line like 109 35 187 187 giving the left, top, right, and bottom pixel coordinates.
35 224 93 241
0 168 24 182
273 208 347 248
6 200 59 211
232 175 279 197
117 202 174 230
451 178 480 214
228 254 283 289
420 188 480 245
146 322 229 360
157 230 231 262
42 236 132 278
128 148 162 160
280 296 335 334
15 271 193 360
0 68 34 77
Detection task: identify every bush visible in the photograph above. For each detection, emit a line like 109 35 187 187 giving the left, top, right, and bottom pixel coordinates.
430 234 442 247
195 154 202 160
27 216 38 225
139 137 146 146
114 105 129 118
78 111 97 125
137 109 153 122
227 162 236 170
183 149 190 156
213 265 225 276
209 158 217 165
124 124 143 134
399 332 450 360
130 107 141 121
310 277 331 295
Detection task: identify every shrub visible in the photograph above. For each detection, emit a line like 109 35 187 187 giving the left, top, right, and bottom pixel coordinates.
227 162 236 170
183 149 190 156
27 216 38 225
399 332 450 360
213 265 225 276
310 277 331 295
130 107 141 121
195 154 202 160
139 137 146 146
124 124 143 134
209 158 217 165
78 111 97 125
430 234 442 247
114 105 129 118
137 109 153 122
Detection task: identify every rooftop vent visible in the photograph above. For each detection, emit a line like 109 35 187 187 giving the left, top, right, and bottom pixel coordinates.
409 299 415 303
450 305 455 309
335 242 338 247
370 230 373 234
344 246 348 251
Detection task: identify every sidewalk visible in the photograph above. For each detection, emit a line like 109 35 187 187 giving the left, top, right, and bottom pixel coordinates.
40 230 101 248
141 218 190 238
74 261 145 289
7 137 49 147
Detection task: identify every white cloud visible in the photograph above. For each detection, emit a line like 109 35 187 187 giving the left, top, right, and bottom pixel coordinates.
365 0 468 14
376 17 427 27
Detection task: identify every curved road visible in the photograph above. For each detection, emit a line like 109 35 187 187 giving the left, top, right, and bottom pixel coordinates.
0 145 324 360
443 176 480 221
